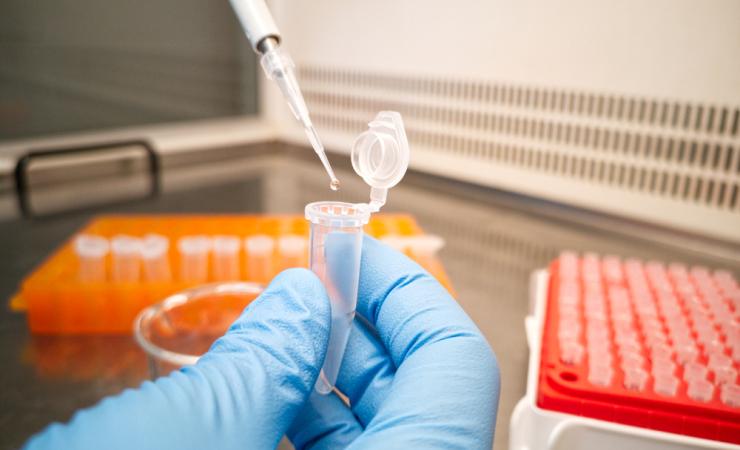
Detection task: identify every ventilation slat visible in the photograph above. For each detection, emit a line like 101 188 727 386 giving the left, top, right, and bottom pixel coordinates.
302 67 740 215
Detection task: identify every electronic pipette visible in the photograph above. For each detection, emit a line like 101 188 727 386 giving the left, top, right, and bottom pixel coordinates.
228 0 340 191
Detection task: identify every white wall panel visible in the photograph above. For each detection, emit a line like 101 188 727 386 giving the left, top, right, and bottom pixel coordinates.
264 0 740 242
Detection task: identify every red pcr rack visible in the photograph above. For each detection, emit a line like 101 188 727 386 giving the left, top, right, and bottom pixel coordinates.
537 253 740 445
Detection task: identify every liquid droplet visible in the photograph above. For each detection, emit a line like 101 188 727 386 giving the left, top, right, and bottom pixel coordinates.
329 179 340 191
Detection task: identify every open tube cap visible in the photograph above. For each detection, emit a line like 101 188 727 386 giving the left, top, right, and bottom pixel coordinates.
351 111 409 212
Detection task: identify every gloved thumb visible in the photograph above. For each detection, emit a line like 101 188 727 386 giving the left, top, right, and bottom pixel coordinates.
23 268 331 450
204 266 331 376
193 267 332 447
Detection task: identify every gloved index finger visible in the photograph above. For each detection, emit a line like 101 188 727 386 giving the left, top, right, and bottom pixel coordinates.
344 236 499 449
356 235 484 370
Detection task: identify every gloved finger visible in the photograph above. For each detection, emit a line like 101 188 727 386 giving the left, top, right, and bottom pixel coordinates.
194 268 333 448
348 236 500 449
334 316 395 427
287 318 392 444
355 236 481 367
287 391 362 450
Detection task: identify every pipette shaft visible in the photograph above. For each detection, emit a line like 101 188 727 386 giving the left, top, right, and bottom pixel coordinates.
227 0 340 189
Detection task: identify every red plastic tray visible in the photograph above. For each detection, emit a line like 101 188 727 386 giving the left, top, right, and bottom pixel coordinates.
537 253 740 445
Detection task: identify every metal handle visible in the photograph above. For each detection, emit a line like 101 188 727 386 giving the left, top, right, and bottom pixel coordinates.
13 139 160 219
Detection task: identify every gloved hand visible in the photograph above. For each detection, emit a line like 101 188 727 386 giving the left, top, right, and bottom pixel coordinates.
24 268 333 450
288 236 500 449
24 236 500 450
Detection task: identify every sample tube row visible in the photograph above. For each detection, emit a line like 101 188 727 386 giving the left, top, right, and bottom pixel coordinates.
74 234 308 284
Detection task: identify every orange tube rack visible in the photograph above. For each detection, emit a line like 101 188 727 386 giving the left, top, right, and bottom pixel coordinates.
12 214 453 334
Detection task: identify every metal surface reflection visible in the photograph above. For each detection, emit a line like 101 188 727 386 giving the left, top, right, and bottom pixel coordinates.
26 335 148 383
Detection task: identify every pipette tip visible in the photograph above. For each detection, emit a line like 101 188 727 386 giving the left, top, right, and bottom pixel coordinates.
304 125 340 192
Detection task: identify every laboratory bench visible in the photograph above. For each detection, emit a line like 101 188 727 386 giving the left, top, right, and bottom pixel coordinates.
0 142 737 450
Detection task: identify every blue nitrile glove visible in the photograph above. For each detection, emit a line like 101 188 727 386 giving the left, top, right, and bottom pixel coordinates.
288 236 500 449
24 268 333 450
24 236 500 450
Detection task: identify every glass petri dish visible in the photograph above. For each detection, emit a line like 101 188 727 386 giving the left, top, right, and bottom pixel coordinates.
134 282 263 378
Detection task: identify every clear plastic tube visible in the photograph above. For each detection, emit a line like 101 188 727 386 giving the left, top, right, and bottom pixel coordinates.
623 367 649 391
306 201 370 394
720 384 740 407
682 362 708 382
277 234 308 270
559 341 584 365
212 236 241 281
713 366 737 385
687 378 714 402
111 235 142 283
651 358 677 377
244 235 275 283
653 374 679 397
708 353 732 373
406 235 445 258
75 234 109 282
178 236 211 283
141 234 171 282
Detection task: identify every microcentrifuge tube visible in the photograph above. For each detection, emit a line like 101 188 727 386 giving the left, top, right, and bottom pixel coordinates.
682 362 708 382
720 384 740 407
649 343 673 361
668 262 688 278
588 344 612 363
308 110 410 395
690 265 710 279
731 345 740 363
675 344 699 364
406 235 445 258
644 332 669 350
559 342 585 366
558 325 581 342
713 366 738 385
141 234 171 282
306 202 369 394
687 378 714 402
704 339 726 358
111 235 142 283
696 326 720 347
650 355 675 373
623 367 649 391
588 361 613 387
178 236 211 283
653 374 679 397
75 234 109 282
244 235 275 284
586 327 609 344
620 352 646 371
708 353 733 373
617 341 642 359
277 234 308 270
406 235 445 272
212 236 241 281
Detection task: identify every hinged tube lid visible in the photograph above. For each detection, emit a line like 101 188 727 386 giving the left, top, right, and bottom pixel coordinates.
351 111 409 212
